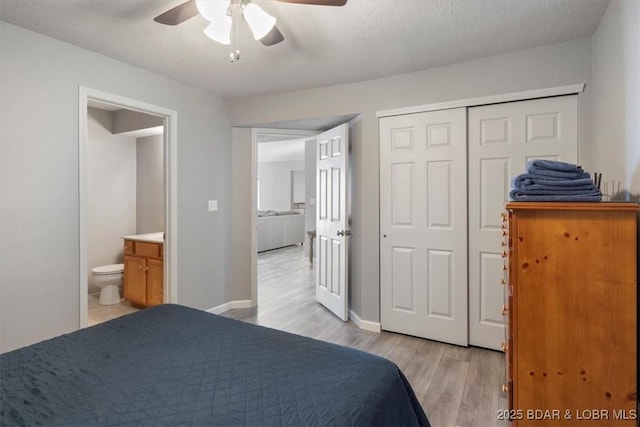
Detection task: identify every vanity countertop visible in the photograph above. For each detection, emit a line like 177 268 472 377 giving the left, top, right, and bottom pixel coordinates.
122 232 164 243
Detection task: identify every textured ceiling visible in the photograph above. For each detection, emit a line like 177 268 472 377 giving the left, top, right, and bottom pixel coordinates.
0 0 609 98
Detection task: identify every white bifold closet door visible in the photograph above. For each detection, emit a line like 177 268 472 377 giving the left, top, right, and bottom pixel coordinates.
380 95 578 349
467 95 578 350
380 108 468 346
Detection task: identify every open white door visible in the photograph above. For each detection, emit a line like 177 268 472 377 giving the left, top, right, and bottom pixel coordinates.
316 123 349 321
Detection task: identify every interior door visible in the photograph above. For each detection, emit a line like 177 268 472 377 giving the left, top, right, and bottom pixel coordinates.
380 108 468 346
468 95 578 350
316 123 349 321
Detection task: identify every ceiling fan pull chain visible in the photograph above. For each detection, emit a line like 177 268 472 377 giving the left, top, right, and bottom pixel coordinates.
230 1 241 62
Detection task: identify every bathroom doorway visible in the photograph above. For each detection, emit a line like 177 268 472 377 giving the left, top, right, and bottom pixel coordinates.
78 87 178 328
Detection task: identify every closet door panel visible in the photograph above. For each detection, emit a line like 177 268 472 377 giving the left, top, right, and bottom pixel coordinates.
468 95 578 350
380 108 468 346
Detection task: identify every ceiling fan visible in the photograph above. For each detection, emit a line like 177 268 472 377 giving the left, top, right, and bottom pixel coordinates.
154 0 348 62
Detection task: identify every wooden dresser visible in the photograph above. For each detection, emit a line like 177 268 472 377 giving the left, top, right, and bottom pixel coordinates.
503 202 638 426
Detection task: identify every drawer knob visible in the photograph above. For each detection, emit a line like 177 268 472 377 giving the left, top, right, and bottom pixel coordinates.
502 384 509 393
502 304 508 316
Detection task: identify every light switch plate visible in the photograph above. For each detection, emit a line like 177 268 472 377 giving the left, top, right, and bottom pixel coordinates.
208 200 218 211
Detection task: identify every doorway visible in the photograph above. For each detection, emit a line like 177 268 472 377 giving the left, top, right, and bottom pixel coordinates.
252 128 319 307
250 121 354 321
78 87 178 328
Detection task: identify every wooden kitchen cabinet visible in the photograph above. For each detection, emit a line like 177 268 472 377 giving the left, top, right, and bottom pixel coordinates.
123 239 163 307
503 202 638 426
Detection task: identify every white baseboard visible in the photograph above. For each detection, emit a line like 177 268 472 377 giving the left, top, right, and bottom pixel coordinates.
349 309 381 333
207 300 253 315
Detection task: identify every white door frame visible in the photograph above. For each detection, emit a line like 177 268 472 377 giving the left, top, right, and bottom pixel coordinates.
78 86 178 328
250 128 320 306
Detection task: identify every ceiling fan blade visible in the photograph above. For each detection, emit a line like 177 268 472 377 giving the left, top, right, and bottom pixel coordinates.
260 25 285 46
154 0 199 25
277 0 347 5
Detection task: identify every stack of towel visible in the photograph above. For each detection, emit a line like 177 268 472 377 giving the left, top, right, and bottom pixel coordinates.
509 160 602 202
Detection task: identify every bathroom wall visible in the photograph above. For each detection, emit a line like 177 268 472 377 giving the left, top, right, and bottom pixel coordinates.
114 109 163 134
257 160 305 211
136 134 164 234
87 107 137 290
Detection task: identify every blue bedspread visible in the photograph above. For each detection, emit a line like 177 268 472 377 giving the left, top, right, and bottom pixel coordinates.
1 304 429 426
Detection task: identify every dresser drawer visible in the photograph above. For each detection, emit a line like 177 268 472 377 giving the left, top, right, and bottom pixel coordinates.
124 240 134 255
134 241 162 259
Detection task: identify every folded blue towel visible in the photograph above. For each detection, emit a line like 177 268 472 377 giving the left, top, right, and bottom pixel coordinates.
513 187 597 195
527 160 585 179
528 159 582 172
509 189 602 202
512 174 593 189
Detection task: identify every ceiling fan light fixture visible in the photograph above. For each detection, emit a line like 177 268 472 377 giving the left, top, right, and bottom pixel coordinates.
195 0 230 22
243 3 277 40
203 19 232 45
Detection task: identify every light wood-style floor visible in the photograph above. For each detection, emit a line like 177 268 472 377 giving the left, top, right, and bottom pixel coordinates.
222 245 509 427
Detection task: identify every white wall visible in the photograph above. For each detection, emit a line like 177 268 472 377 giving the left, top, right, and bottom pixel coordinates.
87 108 137 292
257 160 305 211
230 127 254 301
291 171 305 204
304 139 316 259
114 109 163 134
591 0 640 200
0 21 231 352
136 134 164 234
228 38 592 323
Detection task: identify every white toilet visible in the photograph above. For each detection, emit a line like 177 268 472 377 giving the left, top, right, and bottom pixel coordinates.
91 264 124 306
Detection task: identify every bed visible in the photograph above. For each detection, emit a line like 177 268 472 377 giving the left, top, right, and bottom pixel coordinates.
1 304 430 426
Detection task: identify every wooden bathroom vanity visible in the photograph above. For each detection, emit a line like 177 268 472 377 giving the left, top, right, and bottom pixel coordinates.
122 232 164 307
